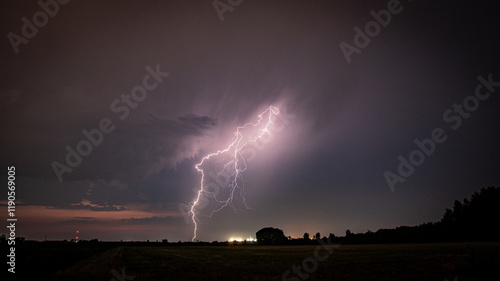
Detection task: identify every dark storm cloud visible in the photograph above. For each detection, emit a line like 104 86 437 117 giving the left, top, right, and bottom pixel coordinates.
120 216 180 225
6 111 218 209
72 113 218 182
51 202 129 212
61 215 180 225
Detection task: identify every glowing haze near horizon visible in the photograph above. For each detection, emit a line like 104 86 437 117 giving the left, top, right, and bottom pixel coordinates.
0 0 499 242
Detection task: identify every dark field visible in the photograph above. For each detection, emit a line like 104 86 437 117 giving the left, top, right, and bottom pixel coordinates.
10 242 500 281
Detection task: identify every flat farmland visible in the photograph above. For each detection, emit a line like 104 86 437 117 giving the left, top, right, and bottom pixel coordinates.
25 242 500 280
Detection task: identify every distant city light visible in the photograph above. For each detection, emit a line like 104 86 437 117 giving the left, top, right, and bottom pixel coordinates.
229 237 257 242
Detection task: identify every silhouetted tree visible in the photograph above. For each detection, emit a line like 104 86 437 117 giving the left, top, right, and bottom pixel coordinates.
328 233 336 242
315 232 321 240
256 227 287 245
256 187 500 245
336 187 500 244
439 186 500 241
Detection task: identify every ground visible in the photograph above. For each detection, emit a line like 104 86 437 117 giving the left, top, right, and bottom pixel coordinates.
8 242 500 280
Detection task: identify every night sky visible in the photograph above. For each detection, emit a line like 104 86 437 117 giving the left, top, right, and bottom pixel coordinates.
1 0 499 242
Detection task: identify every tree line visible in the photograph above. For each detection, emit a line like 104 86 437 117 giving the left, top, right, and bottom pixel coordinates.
256 186 500 245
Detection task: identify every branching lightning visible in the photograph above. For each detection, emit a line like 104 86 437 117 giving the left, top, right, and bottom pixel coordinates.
188 106 280 241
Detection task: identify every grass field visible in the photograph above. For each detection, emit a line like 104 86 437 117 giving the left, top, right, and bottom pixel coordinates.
14 242 500 280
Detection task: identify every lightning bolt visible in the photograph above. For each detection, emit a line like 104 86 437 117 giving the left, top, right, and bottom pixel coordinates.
188 106 280 241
